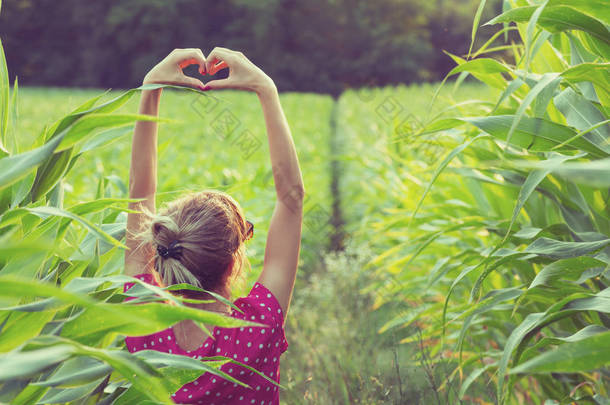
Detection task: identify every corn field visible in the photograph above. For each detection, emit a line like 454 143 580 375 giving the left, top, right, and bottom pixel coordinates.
344 0 610 403
0 0 609 404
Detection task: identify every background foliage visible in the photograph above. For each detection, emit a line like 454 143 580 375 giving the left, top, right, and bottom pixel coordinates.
344 0 610 402
0 0 501 95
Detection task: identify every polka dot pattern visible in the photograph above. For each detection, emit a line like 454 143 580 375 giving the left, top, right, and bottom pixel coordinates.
124 273 287 404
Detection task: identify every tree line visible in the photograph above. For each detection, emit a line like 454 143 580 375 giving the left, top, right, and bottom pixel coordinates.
1 0 500 95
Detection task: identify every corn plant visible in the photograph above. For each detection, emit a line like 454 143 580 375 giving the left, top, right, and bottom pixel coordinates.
0 13 273 403
360 0 610 403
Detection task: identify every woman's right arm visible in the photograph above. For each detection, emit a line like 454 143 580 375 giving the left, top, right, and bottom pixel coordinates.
203 48 305 321
125 48 207 277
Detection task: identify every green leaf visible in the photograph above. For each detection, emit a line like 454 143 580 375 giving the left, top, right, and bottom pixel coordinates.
456 288 522 359
36 378 105 404
420 118 464 134
510 331 610 374
45 83 218 145
55 113 166 152
165 283 245 315
511 154 610 187
554 88 610 153
0 275 97 307
378 304 432 334
68 198 138 216
45 90 129 141
29 148 74 202
69 222 126 261
551 119 610 152
0 37 9 156
524 237 610 259
524 1 548 70
447 57 512 76
468 0 488 58
0 311 56 352
503 152 580 243
461 115 609 158
499 289 610 402
22 335 174 404
497 312 546 402
561 63 610 97
61 301 264 346
520 325 609 364
32 357 111 388
0 345 75 380
25 206 126 249
504 72 561 152
486 6 610 46
492 77 525 113
460 364 495 399
529 256 606 289
566 288 610 312
79 126 134 153
0 130 64 191
11 385 48 405
469 251 531 303
133 350 260 388
410 135 487 222
548 0 610 27
533 77 558 118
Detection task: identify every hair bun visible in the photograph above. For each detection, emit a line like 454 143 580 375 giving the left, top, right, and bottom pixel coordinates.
157 240 183 260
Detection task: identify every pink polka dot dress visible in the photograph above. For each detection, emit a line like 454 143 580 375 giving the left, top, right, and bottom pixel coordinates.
123 273 288 404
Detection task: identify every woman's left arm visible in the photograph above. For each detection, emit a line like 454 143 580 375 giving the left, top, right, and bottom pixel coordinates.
125 48 207 277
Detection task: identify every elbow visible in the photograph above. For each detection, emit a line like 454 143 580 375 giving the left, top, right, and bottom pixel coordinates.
278 183 306 213
293 183 306 205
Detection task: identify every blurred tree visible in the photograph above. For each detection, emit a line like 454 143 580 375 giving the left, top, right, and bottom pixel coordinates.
0 0 500 93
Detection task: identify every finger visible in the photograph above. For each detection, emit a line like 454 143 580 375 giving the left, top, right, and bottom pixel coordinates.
202 77 235 90
194 48 207 75
172 49 206 72
182 76 206 91
178 57 201 70
205 47 237 74
208 60 229 75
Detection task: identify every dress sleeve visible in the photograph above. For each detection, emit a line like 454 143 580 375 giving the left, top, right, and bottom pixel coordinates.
231 281 289 353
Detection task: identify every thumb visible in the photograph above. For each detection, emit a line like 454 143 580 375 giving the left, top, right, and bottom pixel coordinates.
202 78 235 90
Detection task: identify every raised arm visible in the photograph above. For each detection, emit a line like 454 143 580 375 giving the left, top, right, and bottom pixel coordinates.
256 86 305 322
125 48 207 277
203 47 305 320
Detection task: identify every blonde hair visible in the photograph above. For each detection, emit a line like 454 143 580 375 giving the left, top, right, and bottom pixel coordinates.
136 189 251 299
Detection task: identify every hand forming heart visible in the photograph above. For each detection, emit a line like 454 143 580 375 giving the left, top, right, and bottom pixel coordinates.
143 47 275 96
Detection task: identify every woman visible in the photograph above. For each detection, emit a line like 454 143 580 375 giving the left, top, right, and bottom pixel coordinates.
123 47 305 404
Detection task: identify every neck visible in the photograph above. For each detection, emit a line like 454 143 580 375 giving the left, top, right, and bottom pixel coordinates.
173 287 232 350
